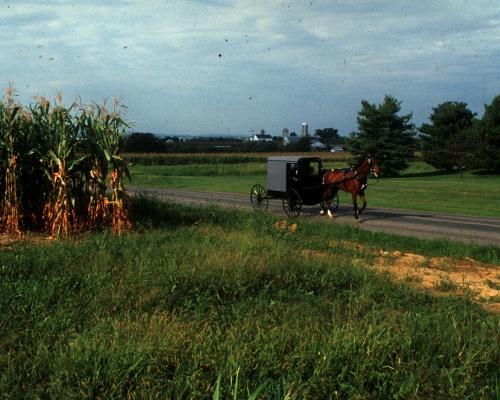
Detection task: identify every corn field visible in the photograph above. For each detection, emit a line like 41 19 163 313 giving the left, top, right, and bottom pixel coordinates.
123 151 349 165
0 88 131 237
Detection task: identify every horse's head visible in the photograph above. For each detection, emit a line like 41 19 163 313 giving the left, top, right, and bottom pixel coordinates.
367 156 381 178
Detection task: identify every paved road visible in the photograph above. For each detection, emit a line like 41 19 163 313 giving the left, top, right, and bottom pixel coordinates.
130 186 500 247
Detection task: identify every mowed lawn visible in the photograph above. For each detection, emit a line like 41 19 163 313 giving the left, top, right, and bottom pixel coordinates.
129 162 500 218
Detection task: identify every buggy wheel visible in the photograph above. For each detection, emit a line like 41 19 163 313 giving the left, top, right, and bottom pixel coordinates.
283 188 302 218
250 184 268 212
320 192 339 212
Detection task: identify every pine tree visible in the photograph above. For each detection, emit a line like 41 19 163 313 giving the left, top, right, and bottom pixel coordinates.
347 95 415 177
477 95 500 173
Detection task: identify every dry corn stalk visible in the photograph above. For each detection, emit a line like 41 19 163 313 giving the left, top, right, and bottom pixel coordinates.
1 155 21 236
43 162 70 237
86 161 108 229
109 168 131 235
0 86 22 236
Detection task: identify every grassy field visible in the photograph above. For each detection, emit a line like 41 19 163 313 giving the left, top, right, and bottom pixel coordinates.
1 198 499 399
129 162 500 218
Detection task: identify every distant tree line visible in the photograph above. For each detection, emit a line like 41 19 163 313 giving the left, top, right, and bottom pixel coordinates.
120 133 245 153
314 127 340 141
122 94 500 176
121 132 167 153
120 130 346 154
346 94 500 176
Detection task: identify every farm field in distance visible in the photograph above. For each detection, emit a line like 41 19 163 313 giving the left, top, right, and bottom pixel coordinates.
128 156 500 218
1 198 499 399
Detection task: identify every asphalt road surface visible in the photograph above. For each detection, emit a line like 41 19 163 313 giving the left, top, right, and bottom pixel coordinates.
130 186 500 247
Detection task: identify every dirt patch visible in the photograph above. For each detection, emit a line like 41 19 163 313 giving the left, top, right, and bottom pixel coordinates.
301 249 335 261
0 233 56 249
329 240 365 252
375 250 500 313
302 238 500 312
0 234 24 246
274 220 297 234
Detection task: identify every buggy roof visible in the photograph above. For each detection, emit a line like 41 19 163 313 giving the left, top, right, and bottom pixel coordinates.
267 156 321 163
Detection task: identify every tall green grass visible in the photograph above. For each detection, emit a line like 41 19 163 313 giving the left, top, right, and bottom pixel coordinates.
1 198 498 399
132 196 500 264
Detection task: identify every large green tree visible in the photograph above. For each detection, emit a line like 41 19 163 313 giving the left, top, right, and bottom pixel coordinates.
314 127 338 140
419 102 475 171
476 95 500 172
347 95 415 177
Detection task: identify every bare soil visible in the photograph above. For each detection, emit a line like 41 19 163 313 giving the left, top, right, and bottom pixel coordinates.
298 230 500 313
373 250 500 313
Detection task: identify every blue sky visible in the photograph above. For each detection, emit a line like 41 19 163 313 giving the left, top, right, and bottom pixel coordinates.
1 0 499 136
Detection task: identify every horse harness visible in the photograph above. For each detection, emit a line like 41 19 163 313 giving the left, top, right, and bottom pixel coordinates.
323 156 379 190
322 168 368 191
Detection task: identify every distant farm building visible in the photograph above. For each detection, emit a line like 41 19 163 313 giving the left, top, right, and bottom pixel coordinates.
249 133 273 142
283 134 300 146
310 137 326 150
301 122 308 136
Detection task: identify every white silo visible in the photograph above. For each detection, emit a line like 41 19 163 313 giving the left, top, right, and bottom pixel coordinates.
301 122 308 137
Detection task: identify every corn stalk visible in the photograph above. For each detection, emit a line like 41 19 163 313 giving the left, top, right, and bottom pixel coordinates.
79 100 131 234
108 101 132 234
0 88 22 236
76 106 108 229
0 92 131 238
31 98 84 237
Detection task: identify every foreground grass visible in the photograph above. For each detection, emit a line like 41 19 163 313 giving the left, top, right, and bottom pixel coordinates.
129 162 500 218
1 199 499 399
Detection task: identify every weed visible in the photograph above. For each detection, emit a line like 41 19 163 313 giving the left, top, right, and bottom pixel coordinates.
403 274 423 284
435 277 459 292
486 279 500 290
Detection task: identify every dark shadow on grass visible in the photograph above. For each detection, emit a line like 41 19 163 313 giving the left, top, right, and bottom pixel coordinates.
394 169 499 178
294 205 436 223
130 194 211 229
390 170 458 179
471 169 500 176
355 209 435 221
129 193 258 230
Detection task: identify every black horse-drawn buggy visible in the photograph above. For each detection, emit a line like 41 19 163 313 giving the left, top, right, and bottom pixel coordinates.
250 156 339 217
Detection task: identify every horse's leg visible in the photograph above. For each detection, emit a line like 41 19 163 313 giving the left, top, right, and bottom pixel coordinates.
327 188 338 219
358 191 367 215
320 188 329 215
352 191 359 220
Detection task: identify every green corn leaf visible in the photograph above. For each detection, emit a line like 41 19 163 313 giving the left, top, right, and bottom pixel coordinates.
103 149 111 163
10 106 20 120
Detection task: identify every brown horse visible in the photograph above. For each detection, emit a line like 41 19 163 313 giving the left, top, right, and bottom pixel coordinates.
320 157 380 220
